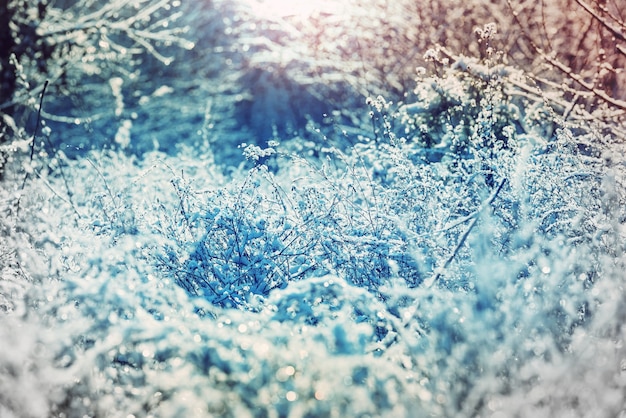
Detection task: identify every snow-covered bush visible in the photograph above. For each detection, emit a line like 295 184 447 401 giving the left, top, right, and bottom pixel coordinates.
203 0 518 153
155 55 618 325
136 31 625 415
1 2 626 417
0 0 194 163
2 0 192 103
397 55 523 158
156 144 423 308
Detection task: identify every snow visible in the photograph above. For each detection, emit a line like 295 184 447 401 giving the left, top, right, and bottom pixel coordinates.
1 0 626 416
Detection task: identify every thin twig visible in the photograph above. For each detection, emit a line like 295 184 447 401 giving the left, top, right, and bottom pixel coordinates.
16 80 48 217
539 52 626 111
424 177 507 288
574 0 626 43
87 157 119 225
506 0 626 112
23 80 48 186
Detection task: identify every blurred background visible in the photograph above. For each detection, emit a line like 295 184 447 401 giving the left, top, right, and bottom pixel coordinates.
1 0 624 166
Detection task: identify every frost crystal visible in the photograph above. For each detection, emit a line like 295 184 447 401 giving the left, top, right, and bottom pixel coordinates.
242 144 276 161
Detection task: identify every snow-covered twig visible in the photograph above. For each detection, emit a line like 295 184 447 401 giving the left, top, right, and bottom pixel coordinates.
573 0 626 46
424 177 507 288
506 0 626 113
16 81 48 217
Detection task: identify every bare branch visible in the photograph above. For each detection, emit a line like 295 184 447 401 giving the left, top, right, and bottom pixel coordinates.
506 0 626 112
539 51 626 112
574 0 626 43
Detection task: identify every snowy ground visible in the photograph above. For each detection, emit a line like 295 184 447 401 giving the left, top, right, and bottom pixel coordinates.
1 0 626 417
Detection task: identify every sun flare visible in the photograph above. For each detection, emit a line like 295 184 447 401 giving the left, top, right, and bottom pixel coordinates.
242 0 343 18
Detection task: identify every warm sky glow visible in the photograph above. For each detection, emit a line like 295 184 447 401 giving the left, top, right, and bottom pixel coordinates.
242 0 344 18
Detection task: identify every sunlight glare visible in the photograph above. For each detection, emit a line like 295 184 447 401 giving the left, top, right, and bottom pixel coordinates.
242 0 343 18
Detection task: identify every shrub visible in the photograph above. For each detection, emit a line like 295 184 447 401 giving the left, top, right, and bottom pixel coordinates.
1 3 625 417
0 0 193 165
156 147 422 308
154 30 617 312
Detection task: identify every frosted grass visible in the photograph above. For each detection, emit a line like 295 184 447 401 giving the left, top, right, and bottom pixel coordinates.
1 1 625 417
